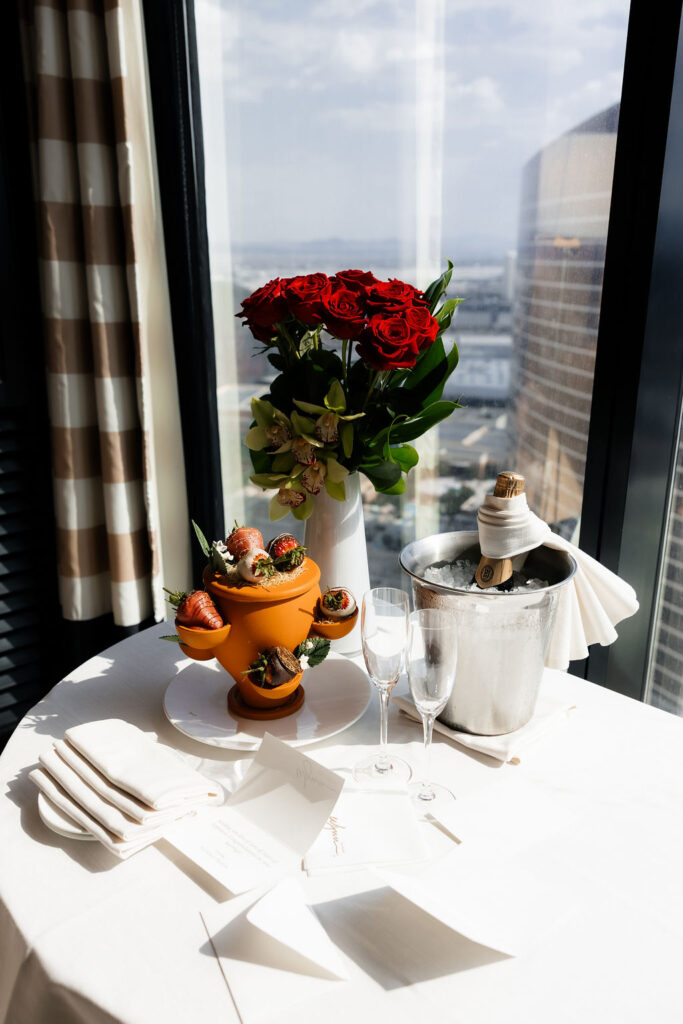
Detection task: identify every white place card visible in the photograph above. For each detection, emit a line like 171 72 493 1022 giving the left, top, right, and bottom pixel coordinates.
201 878 347 1024
303 788 430 873
166 734 345 894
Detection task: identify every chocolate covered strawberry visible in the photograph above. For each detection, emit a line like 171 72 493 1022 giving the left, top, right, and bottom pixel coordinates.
236 548 276 582
225 522 264 561
319 587 356 620
164 588 223 629
246 646 301 689
266 533 306 571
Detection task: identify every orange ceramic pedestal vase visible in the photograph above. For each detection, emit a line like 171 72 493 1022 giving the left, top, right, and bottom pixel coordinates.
175 558 356 718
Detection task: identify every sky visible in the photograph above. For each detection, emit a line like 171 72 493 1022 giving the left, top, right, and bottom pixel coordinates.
195 0 630 260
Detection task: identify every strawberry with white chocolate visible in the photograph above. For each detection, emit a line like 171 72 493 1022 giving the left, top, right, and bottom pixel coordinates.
266 533 306 571
237 548 276 582
245 646 301 689
319 587 356 620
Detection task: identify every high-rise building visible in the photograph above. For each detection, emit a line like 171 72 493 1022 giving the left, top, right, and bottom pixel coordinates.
509 104 619 534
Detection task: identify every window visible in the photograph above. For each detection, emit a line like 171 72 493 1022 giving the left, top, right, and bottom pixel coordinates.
194 0 630 588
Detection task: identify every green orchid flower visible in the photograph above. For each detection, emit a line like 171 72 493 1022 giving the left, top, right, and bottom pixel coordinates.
245 398 293 451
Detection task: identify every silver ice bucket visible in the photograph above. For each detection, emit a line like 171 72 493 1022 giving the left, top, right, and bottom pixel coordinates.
400 531 576 735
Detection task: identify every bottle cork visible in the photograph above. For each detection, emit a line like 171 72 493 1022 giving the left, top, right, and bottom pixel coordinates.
474 472 525 590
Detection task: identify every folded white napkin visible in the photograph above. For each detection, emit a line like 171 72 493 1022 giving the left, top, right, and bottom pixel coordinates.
477 492 639 669
38 747 210 841
64 719 220 810
54 739 221 823
30 768 159 859
394 690 575 763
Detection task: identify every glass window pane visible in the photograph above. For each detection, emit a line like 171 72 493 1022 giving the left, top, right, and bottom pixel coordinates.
647 420 683 716
195 0 630 585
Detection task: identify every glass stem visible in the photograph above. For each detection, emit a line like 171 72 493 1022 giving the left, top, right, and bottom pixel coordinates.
421 712 435 797
376 687 391 772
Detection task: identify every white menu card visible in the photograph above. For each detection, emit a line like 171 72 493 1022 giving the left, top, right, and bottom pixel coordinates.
304 788 430 872
166 734 344 894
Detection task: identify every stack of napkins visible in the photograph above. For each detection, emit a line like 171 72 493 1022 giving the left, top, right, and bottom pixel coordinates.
30 719 223 858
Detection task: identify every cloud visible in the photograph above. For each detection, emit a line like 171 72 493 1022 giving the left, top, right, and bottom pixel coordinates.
194 0 630 248
447 75 505 117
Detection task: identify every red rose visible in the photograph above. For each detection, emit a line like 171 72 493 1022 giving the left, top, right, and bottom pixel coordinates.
285 273 331 324
356 313 421 370
244 319 276 343
405 304 439 350
237 278 288 329
323 288 367 339
366 278 426 310
330 269 378 293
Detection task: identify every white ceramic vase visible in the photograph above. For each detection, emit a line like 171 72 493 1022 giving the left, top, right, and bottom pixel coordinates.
303 472 370 654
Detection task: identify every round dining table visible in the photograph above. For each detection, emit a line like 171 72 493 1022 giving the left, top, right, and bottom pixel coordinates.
2 621 683 1024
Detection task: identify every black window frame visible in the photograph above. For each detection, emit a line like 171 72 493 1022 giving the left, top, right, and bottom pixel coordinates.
579 0 683 700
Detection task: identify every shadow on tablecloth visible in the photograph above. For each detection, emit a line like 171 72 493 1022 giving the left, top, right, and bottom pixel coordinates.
313 886 509 989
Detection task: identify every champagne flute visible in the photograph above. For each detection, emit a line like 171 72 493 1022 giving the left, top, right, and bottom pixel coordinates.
353 588 412 784
406 608 458 805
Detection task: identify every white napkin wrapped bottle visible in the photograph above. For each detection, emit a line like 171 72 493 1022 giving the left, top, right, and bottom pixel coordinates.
476 473 639 670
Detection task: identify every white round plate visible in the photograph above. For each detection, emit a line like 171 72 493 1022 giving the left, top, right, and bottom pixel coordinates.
38 792 95 841
163 651 372 750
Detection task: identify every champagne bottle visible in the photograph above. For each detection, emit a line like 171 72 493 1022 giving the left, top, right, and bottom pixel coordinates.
474 472 525 590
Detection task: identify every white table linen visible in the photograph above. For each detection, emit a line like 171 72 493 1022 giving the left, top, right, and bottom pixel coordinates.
393 682 575 762
2 621 683 1023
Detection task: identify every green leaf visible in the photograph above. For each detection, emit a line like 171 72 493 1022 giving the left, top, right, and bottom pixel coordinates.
245 424 268 450
268 353 287 371
269 494 291 521
382 477 407 495
403 338 460 407
251 397 275 428
271 452 296 473
360 458 402 493
250 445 272 475
423 259 454 314
250 472 288 489
388 401 458 443
210 544 230 574
341 421 354 459
435 297 464 332
403 337 447 392
388 444 419 472
191 520 211 558
295 635 330 667
160 634 182 642
324 379 346 412
324 477 346 501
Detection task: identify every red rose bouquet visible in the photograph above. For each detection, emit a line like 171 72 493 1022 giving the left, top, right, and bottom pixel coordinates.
238 262 462 520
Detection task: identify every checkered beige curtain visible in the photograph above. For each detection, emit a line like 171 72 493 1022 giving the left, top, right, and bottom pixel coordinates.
19 0 190 626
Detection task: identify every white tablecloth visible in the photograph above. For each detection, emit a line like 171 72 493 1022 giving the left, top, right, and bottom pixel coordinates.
2 622 683 1023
